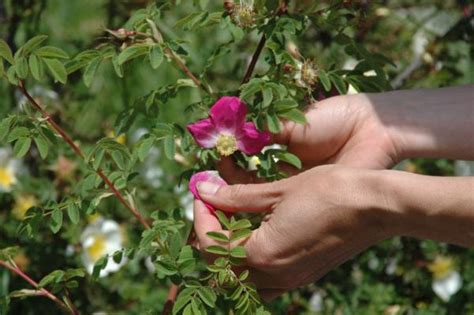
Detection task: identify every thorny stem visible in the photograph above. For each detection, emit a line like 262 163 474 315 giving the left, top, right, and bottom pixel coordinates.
0 260 79 315
17 80 151 230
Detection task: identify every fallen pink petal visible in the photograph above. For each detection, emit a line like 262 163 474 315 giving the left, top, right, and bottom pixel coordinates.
189 171 227 212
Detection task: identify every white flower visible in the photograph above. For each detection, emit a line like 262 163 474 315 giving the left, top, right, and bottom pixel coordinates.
432 271 462 302
0 147 21 193
80 218 126 278
428 256 462 302
308 291 323 312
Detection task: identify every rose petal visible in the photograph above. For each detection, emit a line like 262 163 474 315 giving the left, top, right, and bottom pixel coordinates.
236 122 271 155
209 96 247 133
187 118 219 148
189 171 227 212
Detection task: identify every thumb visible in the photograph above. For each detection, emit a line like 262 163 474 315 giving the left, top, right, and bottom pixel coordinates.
197 181 282 213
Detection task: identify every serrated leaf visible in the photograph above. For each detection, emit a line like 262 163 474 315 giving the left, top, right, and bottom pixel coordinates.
92 256 108 280
155 260 178 276
275 151 302 169
198 287 216 308
215 211 230 229
14 56 29 79
230 229 251 242
118 44 149 65
38 270 64 288
262 88 273 108
230 246 246 258
0 117 13 141
6 66 18 85
206 231 229 242
13 137 31 157
0 39 14 64
29 54 44 81
230 219 251 231
239 270 249 281
319 70 331 91
173 288 194 315
34 135 49 159
138 137 154 161
278 108 307 124
205 245 228 256
21 35 48 55
83 57 101 87
67 202 80 224
50 208 63 234
43 58 67 84
34 46 69 59
149 45 164 69
329 73 347 94
163 135 175 160
111 54 123 78
266 113 281 133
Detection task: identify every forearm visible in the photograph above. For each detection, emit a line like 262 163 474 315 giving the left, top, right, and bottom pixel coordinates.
368 85 474 161
377 170 474 247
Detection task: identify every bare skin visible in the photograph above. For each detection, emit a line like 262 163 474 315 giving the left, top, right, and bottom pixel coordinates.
192 85 474 299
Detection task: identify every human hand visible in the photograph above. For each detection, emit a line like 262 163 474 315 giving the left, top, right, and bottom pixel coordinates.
193 165 399 300
218 93 401 183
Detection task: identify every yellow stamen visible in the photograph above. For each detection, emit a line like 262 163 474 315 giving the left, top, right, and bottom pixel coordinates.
215 134 238 156
86 235 107 262
0 166 16 191
12 195 37 220
428 256 454 279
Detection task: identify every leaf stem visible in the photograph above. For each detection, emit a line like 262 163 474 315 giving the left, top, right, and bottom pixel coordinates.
18 80 151 230
0 260 78 314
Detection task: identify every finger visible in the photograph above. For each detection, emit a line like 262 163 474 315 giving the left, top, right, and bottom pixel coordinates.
193 199 223 249
258 289 286 302
197 181 282 213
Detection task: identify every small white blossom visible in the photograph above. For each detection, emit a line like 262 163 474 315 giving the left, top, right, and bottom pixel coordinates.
80 218 126 278
0 147 21 193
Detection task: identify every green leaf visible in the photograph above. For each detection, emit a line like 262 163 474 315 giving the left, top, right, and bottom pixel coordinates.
67 202 80 224
230 229 251 242
205 245 228 256
6 66 18 85
111 151 126 170
112 251 123 264
138 137 155 161
7 127 29 142
173 288 194 315
0 39 14 64
275 151 302 169
329 73 347 94
13 137 31 158
319 70 331 91
29 54 44 81
274 99 298 112
21 35 48 55
230 219 251 231
50 208 63 234
0 58 4 77
278 109 307 124
14 57 29 79
149 45 164 69
111 54 123 78
43 58 67 84
83 57 101 87
206 231 229 242
34 46 69 59
262 88 273 108
155 260 178 276
92 256 108 280
163 135 175 159
34 135 49 159
215 211 230 229
118 44 149 65
239 270 249 281
198 287 216 308
266 113 281 133
230 246 246 258
0 117 13 141
38 270 65 288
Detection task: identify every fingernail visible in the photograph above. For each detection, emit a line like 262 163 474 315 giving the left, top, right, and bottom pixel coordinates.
197 182 219 195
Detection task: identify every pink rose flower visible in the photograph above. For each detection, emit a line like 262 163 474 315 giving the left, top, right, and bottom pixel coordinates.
189 171 227 213
187 96 271 156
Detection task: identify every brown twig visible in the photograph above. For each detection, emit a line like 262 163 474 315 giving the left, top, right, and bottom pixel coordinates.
241 34 266 85
240 0 288 85
0 260 79 314
18 80 151 230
